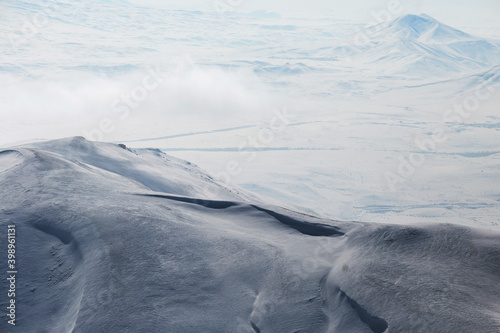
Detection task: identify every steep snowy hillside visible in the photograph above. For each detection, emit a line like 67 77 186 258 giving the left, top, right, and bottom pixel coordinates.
1 137 499 332
350 14 500 75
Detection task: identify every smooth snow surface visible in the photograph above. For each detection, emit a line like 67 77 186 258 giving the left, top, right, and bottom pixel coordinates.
1 138 499 332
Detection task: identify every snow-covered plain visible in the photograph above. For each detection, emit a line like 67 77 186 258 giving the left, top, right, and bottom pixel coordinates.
2 1 500 230
0 137 499 332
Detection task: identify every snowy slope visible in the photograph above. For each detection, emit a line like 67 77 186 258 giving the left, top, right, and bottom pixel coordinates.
1 137 499 332
401 64 500 96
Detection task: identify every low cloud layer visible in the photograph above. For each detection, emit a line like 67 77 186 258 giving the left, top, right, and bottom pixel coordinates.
0 61 283 146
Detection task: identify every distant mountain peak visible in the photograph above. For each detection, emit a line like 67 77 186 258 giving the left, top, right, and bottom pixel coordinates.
391 14 439 35
349 13 500 76
385 13 471 42
398 13 435 22
418 13 434 20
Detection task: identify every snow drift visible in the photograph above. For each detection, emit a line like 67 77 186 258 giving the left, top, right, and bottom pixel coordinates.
0 137 499 332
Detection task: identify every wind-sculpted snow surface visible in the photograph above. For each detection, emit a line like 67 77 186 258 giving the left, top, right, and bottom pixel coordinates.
0 138 499 332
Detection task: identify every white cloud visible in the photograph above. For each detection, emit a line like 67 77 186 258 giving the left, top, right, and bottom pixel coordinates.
0 62 281 145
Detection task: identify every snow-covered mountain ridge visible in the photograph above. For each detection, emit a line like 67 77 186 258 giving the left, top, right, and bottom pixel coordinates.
0 137 499 332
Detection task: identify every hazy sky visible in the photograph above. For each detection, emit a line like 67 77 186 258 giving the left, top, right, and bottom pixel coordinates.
127 0 499 17
127 0 500 32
